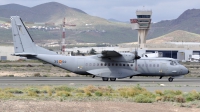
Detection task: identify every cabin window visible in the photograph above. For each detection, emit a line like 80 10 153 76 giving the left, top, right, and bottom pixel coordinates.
104 63 107 66
130 64 133 66
101 63 103 66
116 63 118 66
146 64 148 67
112 63 114 66
149 64 152 67
157 64 159 67
119 64 122 66
93 63 95 66
153 64 155 67
127 64 129 66
123 64 126 66
89 63 92 66
97 63 99 66
108 63 110 66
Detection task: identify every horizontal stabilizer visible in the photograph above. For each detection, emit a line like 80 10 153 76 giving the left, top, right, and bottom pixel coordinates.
12 53 37 56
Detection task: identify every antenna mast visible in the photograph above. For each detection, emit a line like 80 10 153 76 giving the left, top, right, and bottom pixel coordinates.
61 18 76 54
61 18 66 54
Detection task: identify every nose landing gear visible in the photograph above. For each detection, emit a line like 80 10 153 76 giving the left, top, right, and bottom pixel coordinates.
168 77 174 82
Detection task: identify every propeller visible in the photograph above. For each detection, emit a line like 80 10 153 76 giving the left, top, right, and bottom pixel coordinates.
134 47 141 71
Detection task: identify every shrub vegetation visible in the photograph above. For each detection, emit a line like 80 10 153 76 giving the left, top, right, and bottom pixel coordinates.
0 85 199 105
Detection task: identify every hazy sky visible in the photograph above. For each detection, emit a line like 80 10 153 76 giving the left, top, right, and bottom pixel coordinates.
0 0 200 22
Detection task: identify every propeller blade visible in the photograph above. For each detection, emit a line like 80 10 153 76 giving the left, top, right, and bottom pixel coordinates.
135 59 137 71
134 47 141 60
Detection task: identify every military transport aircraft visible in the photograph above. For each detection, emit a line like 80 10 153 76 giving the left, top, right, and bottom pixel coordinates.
10 16 189 82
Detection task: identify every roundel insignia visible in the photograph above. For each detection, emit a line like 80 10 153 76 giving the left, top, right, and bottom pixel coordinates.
59 60 62 63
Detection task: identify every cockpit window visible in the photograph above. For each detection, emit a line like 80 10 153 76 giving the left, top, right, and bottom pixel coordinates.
173 61 177 65
170 61 173 65
175 61 180 65
170 61 177 66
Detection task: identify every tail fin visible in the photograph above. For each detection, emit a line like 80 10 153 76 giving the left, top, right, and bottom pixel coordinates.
11 16 57 56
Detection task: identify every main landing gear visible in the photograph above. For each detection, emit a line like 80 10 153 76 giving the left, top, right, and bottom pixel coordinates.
102 77 116 81
168 77 174 82
110 78 116 81
102 77 109 81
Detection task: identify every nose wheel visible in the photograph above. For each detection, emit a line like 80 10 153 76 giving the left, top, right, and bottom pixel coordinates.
168 77 174 82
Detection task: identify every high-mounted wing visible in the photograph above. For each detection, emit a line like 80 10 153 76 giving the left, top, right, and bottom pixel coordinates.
98 50 122 58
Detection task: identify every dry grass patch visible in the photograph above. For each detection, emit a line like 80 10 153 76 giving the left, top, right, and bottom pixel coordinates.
0 85 199 105
56 91 71 97
0 91 14 99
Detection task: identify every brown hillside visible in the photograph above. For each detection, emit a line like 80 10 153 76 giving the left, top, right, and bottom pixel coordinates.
147 30 200 44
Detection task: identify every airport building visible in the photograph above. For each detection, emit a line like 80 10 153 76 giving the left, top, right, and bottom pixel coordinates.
0 46 19 61
130 10 152 49
128 10 200 62
65 10 200 62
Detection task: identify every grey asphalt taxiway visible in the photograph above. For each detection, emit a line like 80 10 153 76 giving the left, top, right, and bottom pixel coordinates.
0 77 200 92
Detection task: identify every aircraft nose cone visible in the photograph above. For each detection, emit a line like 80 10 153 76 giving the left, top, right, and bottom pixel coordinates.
181 65 189 75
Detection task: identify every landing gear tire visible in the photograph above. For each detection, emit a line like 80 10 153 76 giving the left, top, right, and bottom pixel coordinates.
168 77 174 82
110 78 116 81
102 77 109 81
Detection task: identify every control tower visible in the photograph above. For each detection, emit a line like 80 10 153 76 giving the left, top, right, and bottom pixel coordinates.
130 10 152 48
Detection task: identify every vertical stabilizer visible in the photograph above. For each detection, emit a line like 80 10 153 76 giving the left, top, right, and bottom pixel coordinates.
11 16 57 56
11 16 36 54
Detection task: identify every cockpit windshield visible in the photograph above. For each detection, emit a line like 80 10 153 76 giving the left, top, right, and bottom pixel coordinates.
170 61 179 65
175 61 180 65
